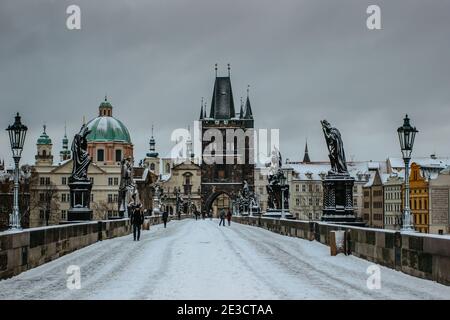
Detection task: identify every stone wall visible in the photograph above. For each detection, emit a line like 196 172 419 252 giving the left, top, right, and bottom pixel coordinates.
233 216 450 286
0 214 189 280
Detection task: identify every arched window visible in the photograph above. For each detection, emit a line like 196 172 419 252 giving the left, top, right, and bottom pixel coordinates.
150 163 155 171
42 150 47 157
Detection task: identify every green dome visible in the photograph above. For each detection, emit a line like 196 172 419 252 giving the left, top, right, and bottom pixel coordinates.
37 125 52 145
86 116 131 144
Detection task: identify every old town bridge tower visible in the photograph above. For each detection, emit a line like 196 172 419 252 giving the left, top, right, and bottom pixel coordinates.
200 66 255 214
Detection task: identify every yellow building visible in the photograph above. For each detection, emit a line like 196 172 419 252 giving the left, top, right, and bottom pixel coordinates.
408 162 429 233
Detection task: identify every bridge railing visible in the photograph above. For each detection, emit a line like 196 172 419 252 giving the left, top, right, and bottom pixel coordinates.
0 214 189 280
232 216 450 286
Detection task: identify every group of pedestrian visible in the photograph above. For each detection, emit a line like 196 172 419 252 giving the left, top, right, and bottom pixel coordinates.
219 208 232 226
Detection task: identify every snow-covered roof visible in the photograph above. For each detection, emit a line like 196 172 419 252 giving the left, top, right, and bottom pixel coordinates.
286 161 375 182
388 157 450 170
160 173 171 182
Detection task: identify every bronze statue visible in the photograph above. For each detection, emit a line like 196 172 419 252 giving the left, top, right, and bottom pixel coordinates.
70 124 92 182
321 120 348 174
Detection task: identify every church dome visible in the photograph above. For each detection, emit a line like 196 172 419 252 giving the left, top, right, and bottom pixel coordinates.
37 125 52 145
85 97 132 144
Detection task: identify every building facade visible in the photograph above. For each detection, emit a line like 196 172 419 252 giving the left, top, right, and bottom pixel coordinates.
200 70 255 214
383 173 403 230
428 167 450 235
30 98 139 226
362 169 384 228
409 162 429 233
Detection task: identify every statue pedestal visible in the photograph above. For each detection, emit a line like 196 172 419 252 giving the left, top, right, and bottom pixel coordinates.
68 180 93 221
322 174 358 224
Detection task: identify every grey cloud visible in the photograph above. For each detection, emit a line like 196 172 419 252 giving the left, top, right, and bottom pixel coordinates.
1 0 450 166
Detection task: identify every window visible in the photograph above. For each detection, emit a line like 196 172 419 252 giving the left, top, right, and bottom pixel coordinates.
115 149 122 162
61 210 67 220
114 178 119 185
108 194 113 203
40 177 50 185
308 184 313 192
308 198 313 206
108 178 113 186
61 194 67 202
62 177 67 185
166 163 171 173
39 193 45 202
316 198 320 206
150 163 155 171
113 194 118 203
296 184 299 192
90 177 94 184
296 198 300 206
97 149 105 162
302 185 306 192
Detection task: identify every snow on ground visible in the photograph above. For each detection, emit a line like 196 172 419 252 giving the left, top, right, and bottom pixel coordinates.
1 219 449 300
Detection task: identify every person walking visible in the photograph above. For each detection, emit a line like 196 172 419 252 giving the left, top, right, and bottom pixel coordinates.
162 210 169 228
194 210 198 221
209 209 213 220
219 208 226 226
131 204 144 241
226 209 232 226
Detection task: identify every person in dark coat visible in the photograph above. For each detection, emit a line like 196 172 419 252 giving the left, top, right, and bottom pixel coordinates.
131 204 144 241
226 209 232 226
219 208 226 226
162 210 169 228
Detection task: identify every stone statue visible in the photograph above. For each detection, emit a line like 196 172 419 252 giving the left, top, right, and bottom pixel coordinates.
118 157 136 217
321 120 348 174
266 148 287 210
70 124 92 182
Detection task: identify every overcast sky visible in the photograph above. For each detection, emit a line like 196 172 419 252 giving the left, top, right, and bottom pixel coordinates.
1 0 450 167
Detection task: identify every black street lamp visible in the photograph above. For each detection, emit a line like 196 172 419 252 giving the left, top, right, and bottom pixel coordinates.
6 113 28 230
397 114 418 232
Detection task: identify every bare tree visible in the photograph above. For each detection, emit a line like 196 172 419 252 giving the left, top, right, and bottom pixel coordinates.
29 170 60 226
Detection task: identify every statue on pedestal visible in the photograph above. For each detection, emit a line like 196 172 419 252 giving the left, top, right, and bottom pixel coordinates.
320 120 359 224
70 124 92 182
68 124 93 221
321 120 348 175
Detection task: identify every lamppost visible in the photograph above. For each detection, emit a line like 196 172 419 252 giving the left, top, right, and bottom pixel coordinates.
280 172 286 219
6 113 28 230
397 114 418 232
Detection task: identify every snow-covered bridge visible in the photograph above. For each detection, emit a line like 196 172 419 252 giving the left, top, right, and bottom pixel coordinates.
1 219 449 299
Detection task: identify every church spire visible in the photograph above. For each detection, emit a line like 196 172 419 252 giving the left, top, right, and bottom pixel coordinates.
209 64 235 119
60 122 71 162
199 97 204 120
303 140 311 163
147 124 158 158
239 97 244 118
244 85 253 119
